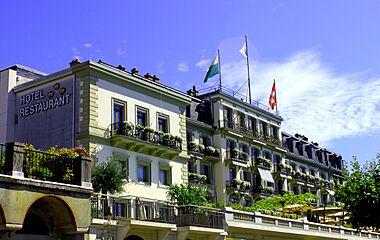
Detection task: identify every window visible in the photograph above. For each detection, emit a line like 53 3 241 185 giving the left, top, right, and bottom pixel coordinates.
274 155 281 165
201 164 212 184
238 112 245 128
223 107 233 127
243 171 251 182
113 153 129 179
136 107 148 126
306 146 313 159
240 144 248 154
227 139 235 151
272 125 278 139
264 151 271 160
249 116 257 132
113 100 126 131
310 169 315 176
320 173 326 180
187 161 195 173
159 165 171 186
262 122 268 136
158 115 169 133
137 161 150 183
296 142 303 156
200 135 211 147
229 167 236 180
186 131 193 143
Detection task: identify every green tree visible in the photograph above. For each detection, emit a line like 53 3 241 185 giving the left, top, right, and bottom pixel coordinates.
92 160 125 194
335 155 380 230
167 183 207 206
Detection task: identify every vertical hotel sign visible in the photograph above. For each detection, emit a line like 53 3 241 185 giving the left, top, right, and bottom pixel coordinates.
18 82 71 118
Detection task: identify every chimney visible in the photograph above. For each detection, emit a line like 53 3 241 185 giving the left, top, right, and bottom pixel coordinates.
152 75 160 82
144 73 154 81
69 59 81 67
117 65 126 71
131 67 139 75
187 86 199 97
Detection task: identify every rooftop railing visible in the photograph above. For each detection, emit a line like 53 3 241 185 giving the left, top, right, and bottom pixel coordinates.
218 120 281 146
198 86 278 115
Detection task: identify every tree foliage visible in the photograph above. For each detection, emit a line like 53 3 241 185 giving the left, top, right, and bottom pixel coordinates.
166 183 207 206
92 160 125 194
335 155 380 230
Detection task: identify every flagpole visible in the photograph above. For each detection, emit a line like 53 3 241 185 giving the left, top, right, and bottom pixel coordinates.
245 35 252 104
274 79 278 115
218 49 222 91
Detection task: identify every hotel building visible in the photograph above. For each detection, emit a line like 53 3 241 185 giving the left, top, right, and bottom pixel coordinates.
0 60 365 240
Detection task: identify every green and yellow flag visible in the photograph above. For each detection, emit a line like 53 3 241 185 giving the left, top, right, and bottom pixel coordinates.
204 52 220 83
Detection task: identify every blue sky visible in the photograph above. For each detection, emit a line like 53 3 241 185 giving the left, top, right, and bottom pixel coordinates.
1 0 379 165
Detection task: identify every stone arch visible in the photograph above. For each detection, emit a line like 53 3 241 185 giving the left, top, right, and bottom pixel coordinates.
125 235 144 240
16 196 77 238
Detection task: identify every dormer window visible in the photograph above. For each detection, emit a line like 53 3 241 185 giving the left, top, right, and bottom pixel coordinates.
296 142 303 156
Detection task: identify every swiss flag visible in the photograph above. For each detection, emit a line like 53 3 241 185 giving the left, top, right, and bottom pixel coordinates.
269 81 277 110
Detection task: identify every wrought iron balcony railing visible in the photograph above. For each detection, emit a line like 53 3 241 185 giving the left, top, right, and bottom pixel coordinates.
110 122 182 151
225 151 249 164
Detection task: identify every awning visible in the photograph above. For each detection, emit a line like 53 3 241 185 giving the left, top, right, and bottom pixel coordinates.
326 189 335 196
257 168 274 183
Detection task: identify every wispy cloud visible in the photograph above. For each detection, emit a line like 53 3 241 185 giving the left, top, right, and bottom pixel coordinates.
155 62 166 74
116 48 126 56
220 49 380 145
177 62 189 72
195 59 210 71
71 47 82 60
84 43 93 48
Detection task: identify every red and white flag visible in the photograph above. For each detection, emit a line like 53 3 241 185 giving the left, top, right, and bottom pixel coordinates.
269 81 277 110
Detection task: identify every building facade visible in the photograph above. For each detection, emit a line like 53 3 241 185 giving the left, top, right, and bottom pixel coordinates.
0 60 352 240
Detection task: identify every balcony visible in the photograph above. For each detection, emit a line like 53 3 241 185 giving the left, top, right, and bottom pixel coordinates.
274 163 292 176
218 120 282 147
0 142 92 187
226 179 251 194
254 156 272 169
187 142 220 161
110 122 182 160
91 194 176 224
91 195 224 229
177 205 225 229
226 150 249 165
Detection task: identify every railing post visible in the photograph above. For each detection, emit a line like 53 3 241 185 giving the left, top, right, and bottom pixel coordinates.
80 156 93 188
339 226 344 235
5 142 25 178
303 219 309 230
254 211 262 224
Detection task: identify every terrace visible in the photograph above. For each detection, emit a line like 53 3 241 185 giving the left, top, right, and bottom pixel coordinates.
225 208 380 239
90 194 225 229
0 142 92 188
